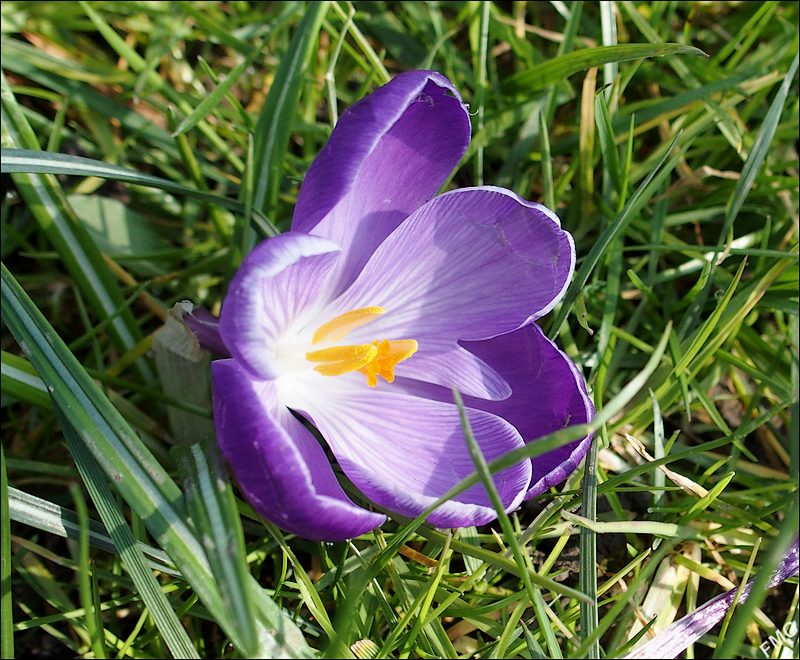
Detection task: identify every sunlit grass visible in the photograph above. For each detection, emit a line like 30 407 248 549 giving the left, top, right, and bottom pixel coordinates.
1 1 798 658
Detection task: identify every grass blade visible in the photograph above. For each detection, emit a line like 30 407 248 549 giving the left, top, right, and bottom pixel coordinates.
548 132 683 338
172 46 265 137
251 2 329 221
1 350 50 410
175 443 257 657
470 0 490 186
0 148 267 225
0 73 151 384
505 43 706 91
68 483 107 659
713 494 800 656
722 52 799 244
578 437 600 657
679 52 799 338
8 486 178 575
58 409 200 659
600 0 619 107
0 263 311 658
452 388 541 618
595 91 622 195
1 446 13 660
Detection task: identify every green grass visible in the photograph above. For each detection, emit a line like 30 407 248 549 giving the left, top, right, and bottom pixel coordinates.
1 1 798 658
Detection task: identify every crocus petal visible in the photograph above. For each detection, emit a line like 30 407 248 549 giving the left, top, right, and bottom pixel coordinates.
212 359 385 541
397 341 511 400
392 325 592 498
461 324 594 498
283 374 532 527
292 70 470 295
219 232 340 379
330 187 575 353
624 539 799 660
183 306 231 358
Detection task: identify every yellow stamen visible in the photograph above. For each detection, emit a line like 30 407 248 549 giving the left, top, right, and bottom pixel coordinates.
311 306 385 345
305 338 418 384
306 343 379 377
359 339 418 387
307 307 417 386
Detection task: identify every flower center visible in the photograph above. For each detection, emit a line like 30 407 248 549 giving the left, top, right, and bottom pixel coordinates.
305 307 418 387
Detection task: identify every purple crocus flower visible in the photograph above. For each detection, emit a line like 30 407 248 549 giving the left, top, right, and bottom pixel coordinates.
207 70 593 541
625 539 799 659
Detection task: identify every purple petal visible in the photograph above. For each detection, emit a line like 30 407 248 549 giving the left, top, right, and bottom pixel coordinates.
284 375 532 527
212 359 385 541
292 70 470 295
329 187 575 357
624 539 799 659
397 341 511 400
461 324 594 498
218 232 340 379
183 306 230 358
